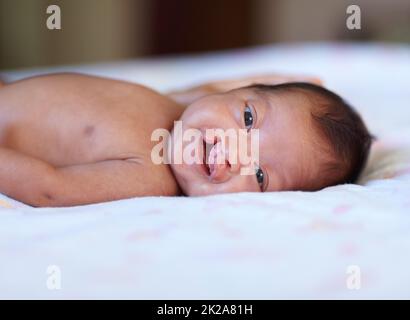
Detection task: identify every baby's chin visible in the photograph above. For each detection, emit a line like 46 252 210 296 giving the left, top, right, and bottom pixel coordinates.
170 165 209 196
170 168 249 196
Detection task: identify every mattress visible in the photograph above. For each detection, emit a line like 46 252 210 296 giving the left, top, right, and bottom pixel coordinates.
1 42 410 299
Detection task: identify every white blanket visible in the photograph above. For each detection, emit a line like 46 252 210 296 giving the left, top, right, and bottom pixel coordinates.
1 42 410 299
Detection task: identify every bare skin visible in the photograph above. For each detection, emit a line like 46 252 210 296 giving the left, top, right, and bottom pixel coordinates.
169 87 325 196
0 73 186 206
0 72 320 207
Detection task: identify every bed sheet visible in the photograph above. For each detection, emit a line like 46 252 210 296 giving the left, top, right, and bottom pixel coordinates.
0 42 410 299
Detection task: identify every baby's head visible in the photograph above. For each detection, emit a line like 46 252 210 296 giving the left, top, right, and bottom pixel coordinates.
169 82 372 196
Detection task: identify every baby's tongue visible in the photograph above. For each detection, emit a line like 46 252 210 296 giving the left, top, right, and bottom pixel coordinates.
208 141 225 176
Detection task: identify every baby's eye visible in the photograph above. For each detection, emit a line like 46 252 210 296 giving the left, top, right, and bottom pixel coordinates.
255 165 264 191
244 105 254 130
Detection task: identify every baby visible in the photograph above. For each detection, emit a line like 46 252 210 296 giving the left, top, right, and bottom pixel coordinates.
0 73 372 207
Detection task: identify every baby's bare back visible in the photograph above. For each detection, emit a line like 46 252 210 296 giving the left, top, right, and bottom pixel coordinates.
0 73 181 165
0 73 183 205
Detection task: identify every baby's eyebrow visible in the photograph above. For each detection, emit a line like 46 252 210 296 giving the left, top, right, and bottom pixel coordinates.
263 168 270 192
262 152 289 192
252 92 275 127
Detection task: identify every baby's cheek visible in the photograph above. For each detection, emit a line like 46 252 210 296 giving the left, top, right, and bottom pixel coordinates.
231 175 259 193
183 100 234 131
183 172 258 196
211 175 259 194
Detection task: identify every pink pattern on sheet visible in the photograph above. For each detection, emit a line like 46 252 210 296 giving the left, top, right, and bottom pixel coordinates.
339 242 359 256
213 220 243 239
126 229 163 241
0 199 13 209
333 204 352 215
299 219 363 233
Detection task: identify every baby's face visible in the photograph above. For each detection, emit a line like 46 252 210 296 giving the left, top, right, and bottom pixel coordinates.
169 88 322 196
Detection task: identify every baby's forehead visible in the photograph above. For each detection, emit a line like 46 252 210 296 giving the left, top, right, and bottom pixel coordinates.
232 86 267 97
251 87 319 116
231 86 296 107
238 85 319 101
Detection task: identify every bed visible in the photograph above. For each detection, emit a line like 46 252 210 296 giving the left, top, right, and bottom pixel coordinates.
1 42 410 299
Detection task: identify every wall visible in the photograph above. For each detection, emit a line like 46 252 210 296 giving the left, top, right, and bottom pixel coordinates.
0 0 150 69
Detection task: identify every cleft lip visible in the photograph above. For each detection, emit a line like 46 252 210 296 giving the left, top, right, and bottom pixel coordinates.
203 140 214 176
198 130 222 179
202 134 219 177
202 138 211 176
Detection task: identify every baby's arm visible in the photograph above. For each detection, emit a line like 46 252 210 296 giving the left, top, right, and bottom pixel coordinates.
0 147 169 207
168 73 322 105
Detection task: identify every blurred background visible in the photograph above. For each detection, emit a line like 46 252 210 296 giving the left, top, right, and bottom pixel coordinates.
0 0 409 70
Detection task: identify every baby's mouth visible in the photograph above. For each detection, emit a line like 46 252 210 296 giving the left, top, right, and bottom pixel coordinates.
203 139 213 176
202 137 224 178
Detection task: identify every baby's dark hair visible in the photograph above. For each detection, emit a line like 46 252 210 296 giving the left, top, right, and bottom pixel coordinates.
247 82 373 187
